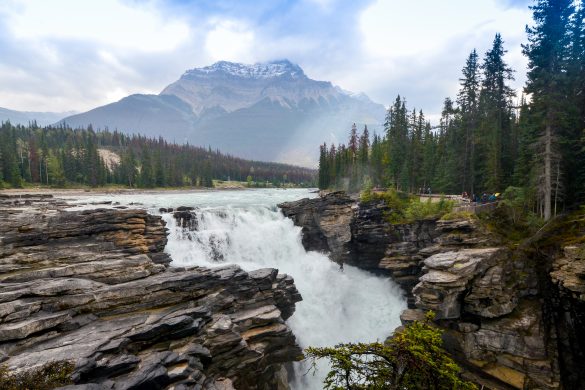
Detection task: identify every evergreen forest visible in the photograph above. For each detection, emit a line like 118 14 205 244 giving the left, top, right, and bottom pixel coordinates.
318 0 585 221
0 123 315 189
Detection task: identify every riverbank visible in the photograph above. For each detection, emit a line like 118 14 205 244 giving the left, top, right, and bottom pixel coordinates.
0 184 314 198
0 186 240 197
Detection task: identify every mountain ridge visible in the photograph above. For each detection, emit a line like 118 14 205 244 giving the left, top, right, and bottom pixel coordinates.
59 59 385 166
0 107 74 127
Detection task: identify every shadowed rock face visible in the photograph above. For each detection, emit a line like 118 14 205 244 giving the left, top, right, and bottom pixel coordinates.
279 192 575 390
0 195 302 390
279 191 354 260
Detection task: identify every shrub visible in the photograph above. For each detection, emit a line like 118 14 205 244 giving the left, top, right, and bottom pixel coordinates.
360 190 454 224
440 211 477 221
0 361 75 390
305 311 477 390
404 197 454 221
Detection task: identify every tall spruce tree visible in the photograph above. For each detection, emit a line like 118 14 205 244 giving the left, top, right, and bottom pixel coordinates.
457 49 481 194
523 0 574 219
479 33 515 192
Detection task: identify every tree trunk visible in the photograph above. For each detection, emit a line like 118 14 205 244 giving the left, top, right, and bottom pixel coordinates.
554 161 560 217
544 121 552 221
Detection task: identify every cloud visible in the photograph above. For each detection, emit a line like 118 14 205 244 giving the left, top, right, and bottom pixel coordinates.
494 0 533 9
336 0 532 116
205 20 255 62
3 0 190 52
0 0 534 120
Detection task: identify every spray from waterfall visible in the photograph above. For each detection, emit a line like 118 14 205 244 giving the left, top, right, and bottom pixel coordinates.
163 200 406 389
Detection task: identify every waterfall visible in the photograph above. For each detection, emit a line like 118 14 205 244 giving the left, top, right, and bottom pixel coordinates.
162 196 406 389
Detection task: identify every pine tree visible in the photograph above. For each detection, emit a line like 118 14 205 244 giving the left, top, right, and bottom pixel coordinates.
318 143 329 189
154 153 166 187
523 0 574 219
358 125 370 188
386 96 409 190
348 124 359 191
479 33 515 192
457 49 481 194
140 149 154 188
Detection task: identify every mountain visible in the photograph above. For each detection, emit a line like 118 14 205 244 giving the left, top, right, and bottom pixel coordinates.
59 60 386 166
0 107 73 127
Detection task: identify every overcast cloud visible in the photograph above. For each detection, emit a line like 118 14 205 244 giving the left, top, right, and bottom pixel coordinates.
0 0 533 121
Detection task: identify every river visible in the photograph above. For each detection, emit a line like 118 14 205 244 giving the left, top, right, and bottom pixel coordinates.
65 188 406 389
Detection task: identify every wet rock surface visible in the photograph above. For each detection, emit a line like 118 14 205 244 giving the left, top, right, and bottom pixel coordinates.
0 195 302 389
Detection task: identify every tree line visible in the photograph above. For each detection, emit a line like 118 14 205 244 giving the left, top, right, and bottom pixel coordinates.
319 0 584 220
0 123 315 188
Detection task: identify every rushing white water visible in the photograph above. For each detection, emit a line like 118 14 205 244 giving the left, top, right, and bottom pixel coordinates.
65 189 407 389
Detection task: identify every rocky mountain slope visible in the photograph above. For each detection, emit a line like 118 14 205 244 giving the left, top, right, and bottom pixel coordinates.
0 107 73 127
279 192 585 390
59 60 385 166
0 194 302 389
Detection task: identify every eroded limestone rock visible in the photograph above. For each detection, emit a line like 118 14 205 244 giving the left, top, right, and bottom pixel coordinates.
413 248 514 319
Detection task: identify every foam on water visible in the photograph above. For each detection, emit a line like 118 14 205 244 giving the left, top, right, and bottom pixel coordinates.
66 189 407 388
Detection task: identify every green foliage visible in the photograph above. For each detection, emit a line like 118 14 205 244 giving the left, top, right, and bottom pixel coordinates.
0 361 75 390
0 123 315 189
404 197 454 222
378 190 410 223
318 3 585 213
497 186 545 234
359 177 374 202
440 211 477 221
305 311 477 390
497 186 528 224
361 190 454 223
479 191 545 242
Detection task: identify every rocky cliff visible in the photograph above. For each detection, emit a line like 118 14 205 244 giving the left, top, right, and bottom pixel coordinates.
279 192 584 390
0 195 302 390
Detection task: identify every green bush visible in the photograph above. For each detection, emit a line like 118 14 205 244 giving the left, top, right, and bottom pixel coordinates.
0 361 74 390
306 311 477 390
360 190 454 223
404 197 454 221
440 211 477 221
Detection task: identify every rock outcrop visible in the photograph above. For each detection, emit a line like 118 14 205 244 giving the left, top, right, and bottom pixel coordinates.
547 215 585 390
279 191 354 261
279 192 576 390
0 195 302 389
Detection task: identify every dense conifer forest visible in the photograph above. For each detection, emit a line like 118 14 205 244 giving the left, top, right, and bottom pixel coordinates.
318 0 584 220
0 123 315 188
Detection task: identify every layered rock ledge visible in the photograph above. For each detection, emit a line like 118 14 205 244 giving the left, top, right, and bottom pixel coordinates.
0 195 302 389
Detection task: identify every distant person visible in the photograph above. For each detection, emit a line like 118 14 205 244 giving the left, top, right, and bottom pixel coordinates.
489 193 496 202
427 187 431 195
339 262 344 272
481 193 488 203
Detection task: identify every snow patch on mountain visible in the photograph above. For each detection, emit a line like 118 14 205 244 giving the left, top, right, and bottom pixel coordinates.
182 60 305 80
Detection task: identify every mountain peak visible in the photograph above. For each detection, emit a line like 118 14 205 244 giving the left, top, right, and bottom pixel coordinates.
182 59 305 80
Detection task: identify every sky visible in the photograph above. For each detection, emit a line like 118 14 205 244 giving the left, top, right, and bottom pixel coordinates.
0 0 534 121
